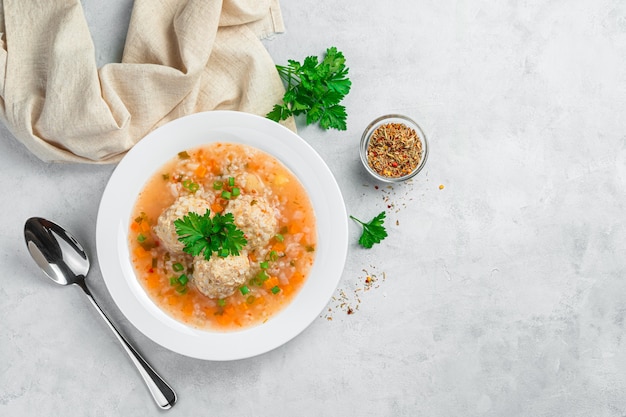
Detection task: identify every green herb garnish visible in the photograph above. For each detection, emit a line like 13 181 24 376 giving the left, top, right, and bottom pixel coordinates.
174 211 247 260
267 47 351 130
350 211 388 249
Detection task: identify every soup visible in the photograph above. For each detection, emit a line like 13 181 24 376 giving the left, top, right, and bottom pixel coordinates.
128 143 317 331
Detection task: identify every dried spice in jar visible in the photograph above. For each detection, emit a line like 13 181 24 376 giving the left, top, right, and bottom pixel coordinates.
366 122 423 178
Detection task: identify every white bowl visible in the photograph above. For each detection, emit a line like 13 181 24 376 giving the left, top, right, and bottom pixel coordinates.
96 111 348 360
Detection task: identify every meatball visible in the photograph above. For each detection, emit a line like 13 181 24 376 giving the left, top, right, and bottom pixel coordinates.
225 195 277 251
192 252 251 299
154 195 212 252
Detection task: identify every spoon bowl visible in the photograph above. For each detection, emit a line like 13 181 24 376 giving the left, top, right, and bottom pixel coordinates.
24 217 177 410
25 217 89 285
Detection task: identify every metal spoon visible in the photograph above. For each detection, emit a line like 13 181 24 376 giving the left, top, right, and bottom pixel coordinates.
24 217 177 410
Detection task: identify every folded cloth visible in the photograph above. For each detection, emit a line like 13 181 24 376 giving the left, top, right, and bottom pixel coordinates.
0 0 291 163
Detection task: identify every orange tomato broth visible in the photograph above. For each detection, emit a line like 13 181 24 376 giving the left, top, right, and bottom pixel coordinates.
128 143 316 331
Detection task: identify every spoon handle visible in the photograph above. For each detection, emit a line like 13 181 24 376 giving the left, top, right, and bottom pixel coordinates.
76 279 177 409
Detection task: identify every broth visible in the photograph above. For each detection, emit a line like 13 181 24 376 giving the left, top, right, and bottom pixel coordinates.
128 143 317 331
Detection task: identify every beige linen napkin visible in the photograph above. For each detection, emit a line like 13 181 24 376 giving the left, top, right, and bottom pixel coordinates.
0 0 290 163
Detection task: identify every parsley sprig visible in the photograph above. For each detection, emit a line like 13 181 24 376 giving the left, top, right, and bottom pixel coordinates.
267 46 352 130
350 211 388 248
174 211 247 260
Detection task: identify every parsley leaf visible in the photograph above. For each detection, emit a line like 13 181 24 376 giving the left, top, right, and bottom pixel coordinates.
174 211 247 260
350 211 388 248
267 46 352 131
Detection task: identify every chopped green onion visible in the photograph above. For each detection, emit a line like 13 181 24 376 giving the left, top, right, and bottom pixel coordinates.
217 299 226 307
178 151 190 159
139 240 156 250
221 190 231 200
271 285 281 294
231 187 240 197
246 295 256 305
228 177 235 187
275 234 284 242
240 285 250 295
178 274 189 286
137 233 147 243
260 261 269 270
251 271 268 287
175 285 188 294
257 270 269 283
280 226 289 234
172 262 184 272
268 250 278 262
182 180 199 193
169 277 178 286
213 181 223 190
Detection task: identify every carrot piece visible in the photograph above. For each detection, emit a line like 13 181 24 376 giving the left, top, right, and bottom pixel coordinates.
211 202 224 214
291 271 304 284
194 165 207 178
133 245 147 258
264 276 279 290
289 222 302 234
130 222 140 232
272 241 286 252
146 275 160 289
282 284 294 296
215 314 232 326
140 221 151 233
